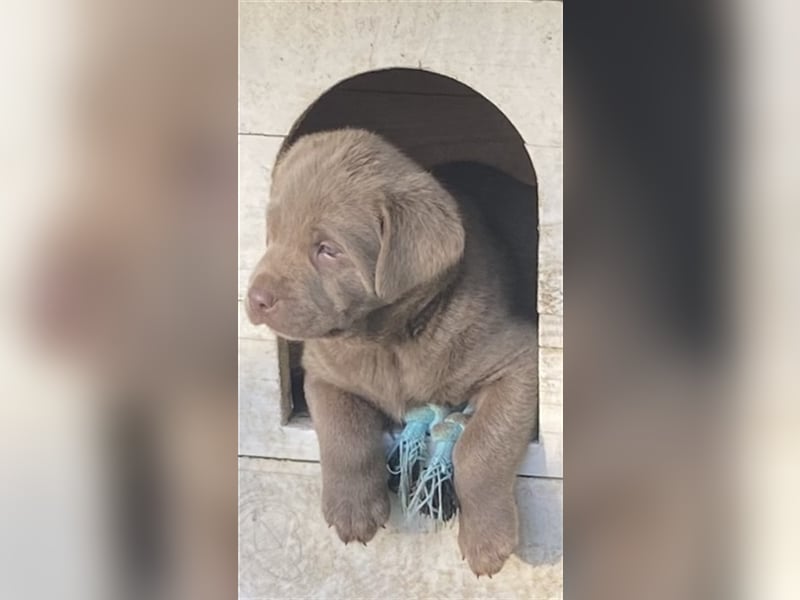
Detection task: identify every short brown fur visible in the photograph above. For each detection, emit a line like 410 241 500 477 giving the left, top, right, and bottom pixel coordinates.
247 129 538 576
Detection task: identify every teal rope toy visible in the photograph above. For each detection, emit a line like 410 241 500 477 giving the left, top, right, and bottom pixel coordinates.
408 412 469 522
387 404 472 524
386 405 449 512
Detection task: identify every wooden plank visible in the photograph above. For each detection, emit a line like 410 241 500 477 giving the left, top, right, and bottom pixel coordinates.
540 347 562 408
238 136 282 295
540 374 562 404
529 144 563 226
239 343 563 478
239 314 561 474
538 223 563 316
238 0 563 472
539 223 562 270
539 314 563 349
538 269 563 316
539 403 563 435
239 418 563 479
540 348 563 386
239 456 562 599
238 337 317 459
519 433 562 479
239 2 562 146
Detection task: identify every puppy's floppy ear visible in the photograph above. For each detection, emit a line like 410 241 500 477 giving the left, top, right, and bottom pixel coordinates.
375 173 465 301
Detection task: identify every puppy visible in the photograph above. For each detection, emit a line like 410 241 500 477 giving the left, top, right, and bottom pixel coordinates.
247 129 538 576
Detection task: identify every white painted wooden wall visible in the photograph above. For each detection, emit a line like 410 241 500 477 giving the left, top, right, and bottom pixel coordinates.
239 2 562 598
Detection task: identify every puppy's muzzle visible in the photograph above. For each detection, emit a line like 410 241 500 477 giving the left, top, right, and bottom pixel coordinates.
247 284 277 324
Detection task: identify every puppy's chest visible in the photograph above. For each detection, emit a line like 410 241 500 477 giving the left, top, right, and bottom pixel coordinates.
312 342 465 417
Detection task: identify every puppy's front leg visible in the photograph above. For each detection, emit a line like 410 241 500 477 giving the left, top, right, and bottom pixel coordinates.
305 375 390 544
454 361 538 576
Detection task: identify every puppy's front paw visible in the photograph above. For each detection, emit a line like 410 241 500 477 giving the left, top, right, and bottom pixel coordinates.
458 506 518 577
322 480 390 545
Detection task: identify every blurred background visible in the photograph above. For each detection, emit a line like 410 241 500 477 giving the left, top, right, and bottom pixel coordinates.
0 0 798 599
565 1 799 599
0 1 236 599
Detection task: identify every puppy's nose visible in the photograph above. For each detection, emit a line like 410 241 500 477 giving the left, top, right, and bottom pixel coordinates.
248 286 277 316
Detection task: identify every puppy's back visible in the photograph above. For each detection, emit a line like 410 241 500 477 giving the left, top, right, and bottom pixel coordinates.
431 162 538 322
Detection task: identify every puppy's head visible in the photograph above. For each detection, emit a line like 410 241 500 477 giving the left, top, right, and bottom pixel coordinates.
246 129 465 340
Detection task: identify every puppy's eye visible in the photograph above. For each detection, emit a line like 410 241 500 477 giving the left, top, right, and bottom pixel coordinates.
316 242 341 259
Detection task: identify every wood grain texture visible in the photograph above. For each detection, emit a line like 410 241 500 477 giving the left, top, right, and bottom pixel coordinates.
529 144 563 226
540 348 563 410
239 136 281 296
540 314 563 349
238 0 562 479
538 223 563 316
239 456 563 600
239 2 562 145
239 339 563 476
238 329 562 477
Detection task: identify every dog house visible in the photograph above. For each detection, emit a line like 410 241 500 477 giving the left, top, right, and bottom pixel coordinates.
239 3 561 596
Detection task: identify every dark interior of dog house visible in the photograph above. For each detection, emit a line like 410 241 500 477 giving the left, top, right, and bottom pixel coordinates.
275 68 538 429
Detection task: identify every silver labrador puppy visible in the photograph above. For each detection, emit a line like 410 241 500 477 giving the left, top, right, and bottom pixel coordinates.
246 129 538 576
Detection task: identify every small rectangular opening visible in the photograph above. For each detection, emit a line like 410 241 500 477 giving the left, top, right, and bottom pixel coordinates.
278 339 307 425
